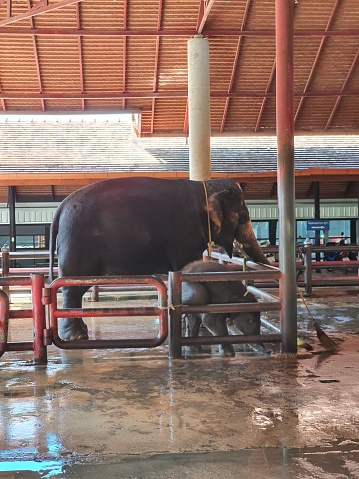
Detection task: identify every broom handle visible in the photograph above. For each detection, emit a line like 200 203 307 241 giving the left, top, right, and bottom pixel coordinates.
258 262 317 324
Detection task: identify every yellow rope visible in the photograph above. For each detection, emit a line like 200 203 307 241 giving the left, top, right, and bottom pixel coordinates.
202 181 214 258
159 303 182 311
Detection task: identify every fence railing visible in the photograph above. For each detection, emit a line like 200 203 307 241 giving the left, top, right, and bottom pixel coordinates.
1 245 359 297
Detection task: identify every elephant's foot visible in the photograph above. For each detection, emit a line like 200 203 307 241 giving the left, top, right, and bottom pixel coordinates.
185 345 203 353
58 318 89 341
218 344 235 357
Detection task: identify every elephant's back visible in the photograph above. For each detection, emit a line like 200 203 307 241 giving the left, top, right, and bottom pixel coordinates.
59 177 197 213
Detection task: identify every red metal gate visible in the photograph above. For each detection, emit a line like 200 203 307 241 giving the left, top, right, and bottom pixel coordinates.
43 275 168 350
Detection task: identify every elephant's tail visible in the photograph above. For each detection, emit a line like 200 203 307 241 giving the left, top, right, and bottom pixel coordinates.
49 208 60 283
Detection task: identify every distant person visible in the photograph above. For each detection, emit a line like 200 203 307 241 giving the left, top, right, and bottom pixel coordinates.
338 232 346 246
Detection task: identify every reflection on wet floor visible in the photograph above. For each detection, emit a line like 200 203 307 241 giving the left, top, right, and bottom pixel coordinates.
0 287 359 478
1 442 359 479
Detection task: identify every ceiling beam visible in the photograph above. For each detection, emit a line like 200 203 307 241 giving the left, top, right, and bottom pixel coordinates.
269 181 277 198
1 28 359 37
151 0 163 135
343 181 353 198
220 0 251 133
306 182 315 197
325 48 359 130
0 0 83 27
255 59 276 132
122 0 127 111
76 3 84 111
28 0 45 112
294 0 340 127
198 0 216 34
183 101 188 135
1 90 359 100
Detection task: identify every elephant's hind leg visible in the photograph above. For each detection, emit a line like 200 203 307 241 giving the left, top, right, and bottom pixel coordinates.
59 286 89 340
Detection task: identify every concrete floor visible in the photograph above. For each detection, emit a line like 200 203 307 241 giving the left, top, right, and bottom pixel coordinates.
0 286 359 478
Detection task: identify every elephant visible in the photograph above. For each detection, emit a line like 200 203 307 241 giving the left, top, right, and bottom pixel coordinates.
49 177 268 340
181 260 263 357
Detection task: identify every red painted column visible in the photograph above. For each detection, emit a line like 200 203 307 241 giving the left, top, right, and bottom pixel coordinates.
31 274 48 364
276 0 297 353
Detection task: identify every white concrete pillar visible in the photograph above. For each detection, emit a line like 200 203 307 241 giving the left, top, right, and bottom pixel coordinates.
187 34 211 181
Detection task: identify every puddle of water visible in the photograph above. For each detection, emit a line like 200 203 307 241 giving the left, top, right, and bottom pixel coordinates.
0 460 63 478
25 441 359 479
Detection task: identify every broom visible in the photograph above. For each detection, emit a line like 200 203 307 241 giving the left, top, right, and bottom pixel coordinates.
235 246 337 351
295 285 337 351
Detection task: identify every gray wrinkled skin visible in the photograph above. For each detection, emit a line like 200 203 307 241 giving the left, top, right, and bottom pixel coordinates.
182 260 263 357
49 177 268 340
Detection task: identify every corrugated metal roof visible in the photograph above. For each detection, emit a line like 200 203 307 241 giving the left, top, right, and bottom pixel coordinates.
0 0 358 135
0 117 358 201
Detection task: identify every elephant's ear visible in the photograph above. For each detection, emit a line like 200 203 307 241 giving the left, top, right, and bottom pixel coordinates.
207 190 239 234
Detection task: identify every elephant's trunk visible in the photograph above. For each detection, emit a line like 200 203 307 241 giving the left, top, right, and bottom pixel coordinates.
236 220 270 266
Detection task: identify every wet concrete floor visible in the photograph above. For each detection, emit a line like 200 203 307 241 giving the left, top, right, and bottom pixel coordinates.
0 286 359 478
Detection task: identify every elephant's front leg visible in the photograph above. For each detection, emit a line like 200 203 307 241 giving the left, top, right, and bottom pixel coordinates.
184 314 203 353
59 286 89 340
202 313 235 357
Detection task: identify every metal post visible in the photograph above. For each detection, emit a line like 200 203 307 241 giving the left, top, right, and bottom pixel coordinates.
90 285 99 302
31 274 48 365
168 271 183 359
269 219 277 245
1 244 10 297
303 242 312 296
0 289 9 357
8 186 16 257
314 182 321 263
276 0 297 353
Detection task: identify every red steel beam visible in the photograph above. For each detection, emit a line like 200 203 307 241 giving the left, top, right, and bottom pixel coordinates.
325 48 359 130
76 3 84 111
255 59 276 132
294 0 340 126
151 0 163 134
198 0 216 34
183 101 188 134
276 0 296 353
28 0 45 112
0 80 5 111
195 0 205 32
1 28 359 37
0 0 83 27
1 90 358 99
122 0 127 110
220 0 251 133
